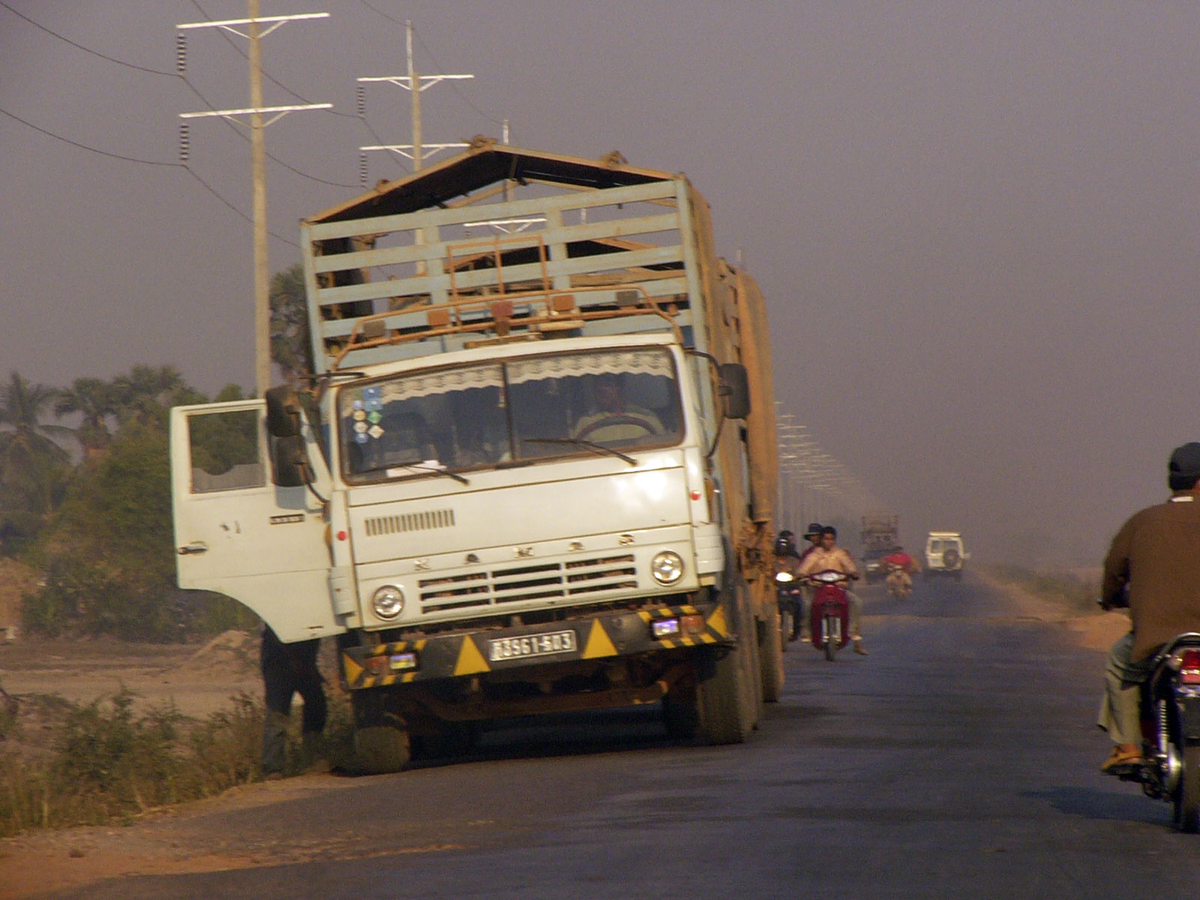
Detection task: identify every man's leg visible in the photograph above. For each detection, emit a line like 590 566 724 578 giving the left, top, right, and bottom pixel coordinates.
292 639 329 772
848 591 867 655
1097 631 1149 771
260 627 296 777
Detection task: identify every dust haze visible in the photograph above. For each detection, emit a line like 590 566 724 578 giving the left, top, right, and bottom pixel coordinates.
3 1 1196 567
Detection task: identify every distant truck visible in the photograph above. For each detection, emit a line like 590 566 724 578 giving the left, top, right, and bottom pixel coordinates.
170 143 783 772
925 532 967 580
860 513 899 584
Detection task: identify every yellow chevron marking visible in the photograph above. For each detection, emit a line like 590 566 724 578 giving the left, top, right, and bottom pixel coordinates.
637 610 652 624
583 621 618 658
454 637 491 676
344 655 364 687
707 606 729 638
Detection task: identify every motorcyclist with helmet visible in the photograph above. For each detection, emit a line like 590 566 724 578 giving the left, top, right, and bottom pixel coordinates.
1097 442 1200 774
774 529 804 640
797 525 868 655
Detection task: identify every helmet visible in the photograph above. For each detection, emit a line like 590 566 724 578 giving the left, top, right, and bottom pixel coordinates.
775 531 796 555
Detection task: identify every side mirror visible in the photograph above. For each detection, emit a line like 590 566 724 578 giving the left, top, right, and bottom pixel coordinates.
271 434 311 488
718 363 751 420
265 386 302 438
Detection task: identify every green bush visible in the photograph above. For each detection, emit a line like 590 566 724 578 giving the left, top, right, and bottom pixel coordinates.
0 689 267 837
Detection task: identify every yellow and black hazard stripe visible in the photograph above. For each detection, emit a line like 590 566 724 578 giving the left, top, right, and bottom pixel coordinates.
341 600 734 691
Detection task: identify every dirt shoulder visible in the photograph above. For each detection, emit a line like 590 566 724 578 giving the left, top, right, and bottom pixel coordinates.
0 630 262 721
974 569 1129 653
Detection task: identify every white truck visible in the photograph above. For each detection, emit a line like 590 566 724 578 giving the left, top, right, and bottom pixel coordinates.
170 143 782 772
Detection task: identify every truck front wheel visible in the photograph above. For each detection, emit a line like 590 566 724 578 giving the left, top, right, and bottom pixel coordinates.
695 585 758 744
351 692 411 775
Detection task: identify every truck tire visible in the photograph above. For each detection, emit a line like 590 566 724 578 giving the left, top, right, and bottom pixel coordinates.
943 548 960 570
412 721 476 761
351 691 411 774
758 601 785 703
662 680 700 740
696 581 758 744
354 720 411 774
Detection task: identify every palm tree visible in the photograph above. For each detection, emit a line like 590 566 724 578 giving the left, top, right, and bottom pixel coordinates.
270 263 312 385
55 376 118 463
0 371 73 538
111 364 185 428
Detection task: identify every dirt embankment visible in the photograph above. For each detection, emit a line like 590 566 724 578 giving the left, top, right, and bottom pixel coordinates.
974 569 1129 653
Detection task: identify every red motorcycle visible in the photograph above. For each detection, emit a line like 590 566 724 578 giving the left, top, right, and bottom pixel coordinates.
808 570 851 661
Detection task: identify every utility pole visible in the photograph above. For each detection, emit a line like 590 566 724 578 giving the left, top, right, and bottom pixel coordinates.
178 4 330 396
357 20 474 174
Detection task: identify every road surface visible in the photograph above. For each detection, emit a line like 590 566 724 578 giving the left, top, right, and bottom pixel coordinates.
22 574 1200 899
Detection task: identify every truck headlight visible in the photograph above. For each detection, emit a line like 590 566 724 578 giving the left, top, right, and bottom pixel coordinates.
372 585 405 619
651 551 684 585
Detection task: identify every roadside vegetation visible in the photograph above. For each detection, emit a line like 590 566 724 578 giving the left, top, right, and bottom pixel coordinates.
0 682 358 838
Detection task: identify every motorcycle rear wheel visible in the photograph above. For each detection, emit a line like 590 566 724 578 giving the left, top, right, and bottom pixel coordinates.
1175 745 1200 832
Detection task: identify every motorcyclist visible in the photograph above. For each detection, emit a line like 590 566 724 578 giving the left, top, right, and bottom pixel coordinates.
1097 442 1200 774
882 545 919 596
792 523 823 639
798 522 822 563
774 530 804 640
798 525 868 655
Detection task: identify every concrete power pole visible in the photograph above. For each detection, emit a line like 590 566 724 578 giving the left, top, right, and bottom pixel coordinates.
358 21 474 174
178 4 330 395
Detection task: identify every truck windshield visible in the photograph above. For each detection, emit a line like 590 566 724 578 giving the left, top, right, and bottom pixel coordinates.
337 347 683 481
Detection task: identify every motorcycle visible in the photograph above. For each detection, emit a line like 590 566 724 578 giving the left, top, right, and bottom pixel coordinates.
1113 632 1200 832
807 570 851 661
885 563 913 599
774 571 802 649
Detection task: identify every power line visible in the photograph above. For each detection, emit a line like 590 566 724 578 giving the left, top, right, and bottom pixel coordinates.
0 106 178 167
0 105 298 248
411 26 506 129
182 168 298 248
0 1 175 77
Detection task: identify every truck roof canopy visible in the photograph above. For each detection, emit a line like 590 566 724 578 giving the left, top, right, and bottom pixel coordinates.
305 141 673 225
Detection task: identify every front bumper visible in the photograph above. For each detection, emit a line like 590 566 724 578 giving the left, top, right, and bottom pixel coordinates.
342 600 732 690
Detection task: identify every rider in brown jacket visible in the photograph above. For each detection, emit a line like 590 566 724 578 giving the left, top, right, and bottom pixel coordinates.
1098 442 1200 773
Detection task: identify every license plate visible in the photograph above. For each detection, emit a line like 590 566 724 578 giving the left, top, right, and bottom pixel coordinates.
489 630 578 662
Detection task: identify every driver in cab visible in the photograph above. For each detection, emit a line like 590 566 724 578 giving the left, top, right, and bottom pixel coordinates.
573 373 664 443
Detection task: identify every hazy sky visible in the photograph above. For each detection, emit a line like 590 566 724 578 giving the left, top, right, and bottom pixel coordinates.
3 1 1199 565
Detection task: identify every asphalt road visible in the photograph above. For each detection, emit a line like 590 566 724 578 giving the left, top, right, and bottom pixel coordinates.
44 575 1200 899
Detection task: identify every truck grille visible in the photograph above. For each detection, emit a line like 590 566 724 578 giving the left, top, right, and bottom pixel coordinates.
418 554 638 612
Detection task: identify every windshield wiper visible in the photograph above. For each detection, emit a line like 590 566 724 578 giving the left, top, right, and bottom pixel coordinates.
525 437 636 466
357 461 470 485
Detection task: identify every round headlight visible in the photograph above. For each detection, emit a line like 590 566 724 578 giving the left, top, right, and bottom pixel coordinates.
651 551 684 585
372 585 405 619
